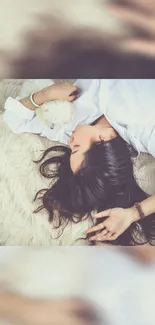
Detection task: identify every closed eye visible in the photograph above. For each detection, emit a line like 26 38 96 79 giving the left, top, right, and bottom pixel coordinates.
71 145 79 155
71 150 78 155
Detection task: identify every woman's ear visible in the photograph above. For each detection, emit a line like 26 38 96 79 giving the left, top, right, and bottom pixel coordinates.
99 134 113 142
100 128 117 142
99 135 105 141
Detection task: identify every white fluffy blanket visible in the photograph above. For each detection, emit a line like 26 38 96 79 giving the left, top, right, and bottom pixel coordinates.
0 79 91 245
0 79 155 246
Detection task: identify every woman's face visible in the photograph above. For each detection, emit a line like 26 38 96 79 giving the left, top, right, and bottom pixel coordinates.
68 124 117 173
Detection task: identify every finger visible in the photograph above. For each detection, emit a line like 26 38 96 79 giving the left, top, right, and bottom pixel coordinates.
72 85 78 91
86 222 105 234
100 229 109 236
109 5 155 36
89 235 100 241
103 231 113 239
69 87 81 99
68 85 78 91
94 209 112 219
68 95 77 102
106 232 118 241
64 82 77 91
69 90 78 96
89 233 108 241
121 39 155 58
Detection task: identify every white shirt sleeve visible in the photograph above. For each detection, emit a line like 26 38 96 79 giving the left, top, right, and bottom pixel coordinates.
136 122 155 158
146 126 155 158
3 96 44 134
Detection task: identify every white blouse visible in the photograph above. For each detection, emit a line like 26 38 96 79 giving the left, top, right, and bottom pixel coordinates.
3 79 155 157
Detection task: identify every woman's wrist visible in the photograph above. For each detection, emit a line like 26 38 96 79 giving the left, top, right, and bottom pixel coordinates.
33 89 47 106
129 195 155 224
127 195 155 225
126 206 141 224
24 86 55 109
20 89 47 111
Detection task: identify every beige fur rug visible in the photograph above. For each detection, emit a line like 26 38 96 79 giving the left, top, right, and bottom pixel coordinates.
0 79 91 246
0 79 155 246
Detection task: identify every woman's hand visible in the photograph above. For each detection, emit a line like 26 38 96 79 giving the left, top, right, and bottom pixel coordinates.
23 298 96 325
108 0 155 58
39 82 78 103
87 207 139 242
123 247 155 264
0 292 97 325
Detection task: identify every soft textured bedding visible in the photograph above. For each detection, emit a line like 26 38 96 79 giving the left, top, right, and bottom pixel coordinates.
0 79 155 246
0 79 92 245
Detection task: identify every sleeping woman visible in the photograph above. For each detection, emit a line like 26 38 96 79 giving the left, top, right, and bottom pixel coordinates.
3 79 155 246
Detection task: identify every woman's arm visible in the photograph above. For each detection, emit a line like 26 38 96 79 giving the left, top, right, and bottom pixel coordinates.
3 82 77 134
0 291 94 325
20 82 78 111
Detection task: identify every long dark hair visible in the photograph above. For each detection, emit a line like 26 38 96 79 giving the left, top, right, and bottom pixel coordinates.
34 137 155 246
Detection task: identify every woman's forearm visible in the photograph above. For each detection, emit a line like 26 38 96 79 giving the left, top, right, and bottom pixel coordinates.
19 82 77 111
130 194 155 223
0 292 91 325
20 89 46 111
